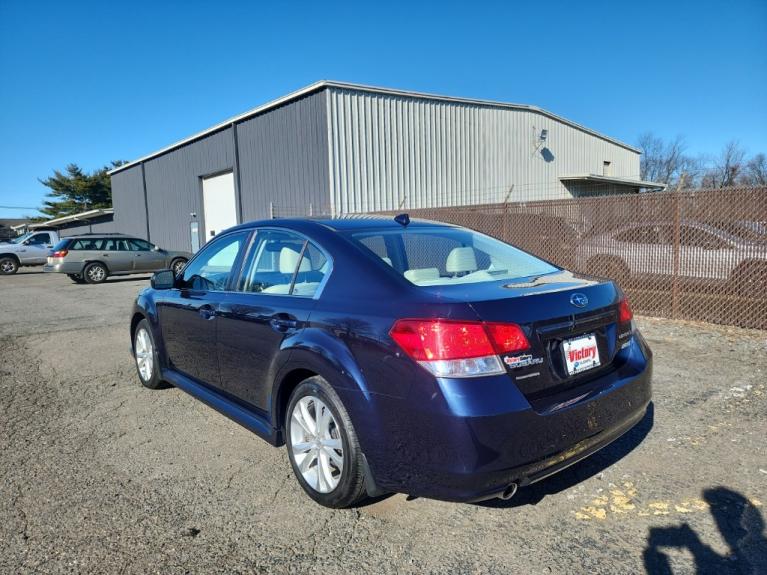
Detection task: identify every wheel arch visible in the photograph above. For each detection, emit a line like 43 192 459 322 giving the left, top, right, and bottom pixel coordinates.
0 253 20 263
81 259 111 274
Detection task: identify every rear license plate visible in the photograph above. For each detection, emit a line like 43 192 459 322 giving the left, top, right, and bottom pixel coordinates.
46 257 53 265
563 333 600 375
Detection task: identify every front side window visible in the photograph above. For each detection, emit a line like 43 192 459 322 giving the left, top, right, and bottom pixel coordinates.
350 227 558 287
28 233 51 245
239 229 328 297
178 231 249 291
128 239 153 251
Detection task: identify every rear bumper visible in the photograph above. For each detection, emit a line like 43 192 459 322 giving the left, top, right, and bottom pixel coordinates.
43 262 82 274
351 335 653 502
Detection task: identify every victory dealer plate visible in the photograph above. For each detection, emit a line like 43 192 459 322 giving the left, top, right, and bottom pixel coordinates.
563 333 600 375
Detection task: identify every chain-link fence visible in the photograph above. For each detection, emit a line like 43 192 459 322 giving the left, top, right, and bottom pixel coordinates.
272 185 767 329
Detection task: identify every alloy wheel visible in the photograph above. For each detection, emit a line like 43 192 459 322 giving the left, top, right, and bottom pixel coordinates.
87 265 106 282
289 396 344 493
1 259 17 274
134 327 154 382
172 260 186 275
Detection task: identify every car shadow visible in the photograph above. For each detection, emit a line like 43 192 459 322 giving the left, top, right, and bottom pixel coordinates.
643 486 767 574
103 276 152 284
474 402 655 509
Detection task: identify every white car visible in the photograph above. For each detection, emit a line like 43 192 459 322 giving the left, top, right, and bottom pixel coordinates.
575 221 767 286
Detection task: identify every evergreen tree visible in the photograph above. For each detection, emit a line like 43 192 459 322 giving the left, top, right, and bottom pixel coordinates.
38 160 126 218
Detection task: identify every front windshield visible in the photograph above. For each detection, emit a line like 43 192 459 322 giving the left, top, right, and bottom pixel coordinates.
10 232 33 244
349 227 559 287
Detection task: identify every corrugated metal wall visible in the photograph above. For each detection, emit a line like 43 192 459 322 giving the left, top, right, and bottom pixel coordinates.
111 166 148 239
143 127 235 251
326 88 640 213
110 91 330 251
236 91 329 220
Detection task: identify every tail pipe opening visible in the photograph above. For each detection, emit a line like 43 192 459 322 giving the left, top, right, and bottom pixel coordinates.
500 483 518 500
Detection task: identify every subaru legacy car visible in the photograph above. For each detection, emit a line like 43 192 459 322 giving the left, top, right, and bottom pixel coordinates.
44 234 191 284
130 216 652 508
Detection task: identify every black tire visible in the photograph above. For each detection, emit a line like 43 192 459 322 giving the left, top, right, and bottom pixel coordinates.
67 274 86 284
83 262 108 284
132 319 167 389
285 376 368 508
170 258 188 276
0 256 19 275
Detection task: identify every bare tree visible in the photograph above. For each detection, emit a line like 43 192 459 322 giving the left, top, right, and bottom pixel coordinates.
637 132 694 186
701 141 747 188
741 153 767 186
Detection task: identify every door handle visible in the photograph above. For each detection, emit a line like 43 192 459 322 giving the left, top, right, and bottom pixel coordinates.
199 305 216 320
269 317 299 331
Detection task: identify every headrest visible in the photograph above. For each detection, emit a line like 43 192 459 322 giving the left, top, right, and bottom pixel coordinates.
404 267 440 283
446 247 478 273
279 247 310 274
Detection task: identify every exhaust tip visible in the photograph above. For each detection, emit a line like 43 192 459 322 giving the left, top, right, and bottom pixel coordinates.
500 483 518 500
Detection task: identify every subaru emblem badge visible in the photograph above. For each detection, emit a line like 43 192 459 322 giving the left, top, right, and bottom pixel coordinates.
570 293 588 308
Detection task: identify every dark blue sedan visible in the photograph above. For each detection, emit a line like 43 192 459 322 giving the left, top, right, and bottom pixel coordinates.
130 216 652 508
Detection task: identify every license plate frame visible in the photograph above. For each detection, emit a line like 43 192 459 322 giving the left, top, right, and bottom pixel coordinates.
562 333 600 375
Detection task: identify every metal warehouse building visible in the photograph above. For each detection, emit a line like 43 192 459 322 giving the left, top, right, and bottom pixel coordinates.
110 81 661 252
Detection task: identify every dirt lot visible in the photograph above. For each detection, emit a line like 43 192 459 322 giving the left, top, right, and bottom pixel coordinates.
1 269 765 574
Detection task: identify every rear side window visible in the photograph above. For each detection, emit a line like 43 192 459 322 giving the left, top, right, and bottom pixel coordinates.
349 227 558 287
238 230 328 297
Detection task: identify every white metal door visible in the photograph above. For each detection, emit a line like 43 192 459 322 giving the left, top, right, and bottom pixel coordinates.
202 172 237 241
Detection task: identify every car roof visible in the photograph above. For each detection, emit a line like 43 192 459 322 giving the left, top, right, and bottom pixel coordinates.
65 233 135 239
230 215 458 233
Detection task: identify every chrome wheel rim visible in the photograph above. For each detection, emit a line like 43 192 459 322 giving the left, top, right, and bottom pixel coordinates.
135 328 154 381
172 260 186 275
1 260 15 273
290 396 344 493
87 265 105 282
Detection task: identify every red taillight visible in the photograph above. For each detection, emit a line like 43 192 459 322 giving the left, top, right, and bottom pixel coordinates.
389 319 530 378
52 249 68 258
484 322 530 354
618 298 633 323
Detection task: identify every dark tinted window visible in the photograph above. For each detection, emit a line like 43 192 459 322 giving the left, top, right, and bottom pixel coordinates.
128 239 153 251
52 239 72 251
28 233 51 245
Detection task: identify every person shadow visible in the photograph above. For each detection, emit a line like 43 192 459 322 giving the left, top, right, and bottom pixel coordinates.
644 486 767 574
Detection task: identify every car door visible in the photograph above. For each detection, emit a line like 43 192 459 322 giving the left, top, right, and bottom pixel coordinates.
107 239 135 272
157 231 251 386
22 232 54 264
128 238 167 272
216 229 330 410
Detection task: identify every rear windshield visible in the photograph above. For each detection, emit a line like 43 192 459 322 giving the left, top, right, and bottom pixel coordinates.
349 227 559 286
52 239 71 251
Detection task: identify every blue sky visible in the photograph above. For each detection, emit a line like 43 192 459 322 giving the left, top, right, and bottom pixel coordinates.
1 0 765 218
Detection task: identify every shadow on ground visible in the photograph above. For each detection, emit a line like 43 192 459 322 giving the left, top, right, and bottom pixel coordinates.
643 486 767 575
476 401 655 509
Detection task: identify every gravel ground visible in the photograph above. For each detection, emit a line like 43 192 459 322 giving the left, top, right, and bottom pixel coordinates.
1 269 765 574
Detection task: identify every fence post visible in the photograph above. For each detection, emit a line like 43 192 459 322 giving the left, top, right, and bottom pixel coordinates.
671 173 686 319
503 185 514 242
269 202 275 220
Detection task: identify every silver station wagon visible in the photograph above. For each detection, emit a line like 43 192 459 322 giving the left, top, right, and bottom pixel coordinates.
44 234 191 284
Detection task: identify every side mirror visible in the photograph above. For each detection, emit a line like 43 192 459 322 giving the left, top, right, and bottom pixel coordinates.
151 269 176 290
153 245 162 252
